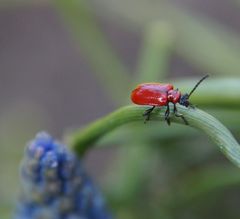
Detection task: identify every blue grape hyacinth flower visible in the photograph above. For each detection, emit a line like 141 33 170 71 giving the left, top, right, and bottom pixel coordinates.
15 132 112 219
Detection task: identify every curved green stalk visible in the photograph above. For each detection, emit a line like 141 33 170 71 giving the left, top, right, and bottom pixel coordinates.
69 105 240 167
87 109 239 147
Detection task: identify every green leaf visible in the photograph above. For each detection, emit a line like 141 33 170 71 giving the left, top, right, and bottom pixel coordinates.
136 22 174 82
92 0 240 76
54 0 131 102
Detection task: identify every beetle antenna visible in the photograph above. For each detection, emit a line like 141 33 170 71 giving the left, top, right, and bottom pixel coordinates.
188 75 209 98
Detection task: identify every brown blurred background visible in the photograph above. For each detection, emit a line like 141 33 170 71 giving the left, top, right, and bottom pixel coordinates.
0 0 240 218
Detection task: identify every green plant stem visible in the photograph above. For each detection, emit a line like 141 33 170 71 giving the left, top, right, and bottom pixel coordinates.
94 0 240 76
94 108 240 147
69 105 240 168
136 22 174 83
54 0 130 102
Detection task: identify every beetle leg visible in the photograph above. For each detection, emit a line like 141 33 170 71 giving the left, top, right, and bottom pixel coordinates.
164 104 171 125
143 106 155 123
174 104 188 125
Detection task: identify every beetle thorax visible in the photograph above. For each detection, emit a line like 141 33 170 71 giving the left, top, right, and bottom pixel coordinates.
167 89 181 104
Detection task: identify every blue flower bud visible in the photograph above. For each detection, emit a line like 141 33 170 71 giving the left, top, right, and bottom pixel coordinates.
15 132 112 219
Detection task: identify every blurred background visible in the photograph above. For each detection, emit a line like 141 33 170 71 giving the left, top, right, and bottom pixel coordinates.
0 0 240 218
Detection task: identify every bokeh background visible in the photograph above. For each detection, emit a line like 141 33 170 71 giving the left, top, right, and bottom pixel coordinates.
0 0 240 218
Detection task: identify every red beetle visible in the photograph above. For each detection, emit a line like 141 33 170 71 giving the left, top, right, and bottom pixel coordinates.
131 75 209 125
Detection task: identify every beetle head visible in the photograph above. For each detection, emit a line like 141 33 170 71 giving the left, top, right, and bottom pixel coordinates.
179 75 209 108
179 94 190 107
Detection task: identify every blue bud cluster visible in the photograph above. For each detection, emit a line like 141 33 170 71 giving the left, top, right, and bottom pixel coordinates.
15 132 112 219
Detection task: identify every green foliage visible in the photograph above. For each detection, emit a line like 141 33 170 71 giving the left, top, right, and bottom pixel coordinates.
55 0 240 218
55 0 130 103
2 0 240 218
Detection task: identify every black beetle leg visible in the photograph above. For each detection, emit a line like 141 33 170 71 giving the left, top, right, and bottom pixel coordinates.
164 104 171 125
174 104 188 125
143 106 155 123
